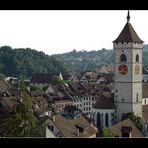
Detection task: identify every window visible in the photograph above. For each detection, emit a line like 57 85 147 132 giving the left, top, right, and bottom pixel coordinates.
145 99 146 105
105 113 109 127
97 113 101 128
120 54 126 62
136 94 138 102
51 126 54 131
48 125 54 131
136 54 139 62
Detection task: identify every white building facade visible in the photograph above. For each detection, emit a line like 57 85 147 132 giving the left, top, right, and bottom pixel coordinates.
73 95 96 118
91 108 115 129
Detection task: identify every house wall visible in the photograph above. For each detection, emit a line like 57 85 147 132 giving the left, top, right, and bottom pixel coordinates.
30 83 49 89
88 134 96 138
142 98 148 105
55 101 73 111
44 118 60 137
73 96 95 118
46 127 56 138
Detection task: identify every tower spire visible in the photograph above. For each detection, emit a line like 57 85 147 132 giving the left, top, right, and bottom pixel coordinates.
127 10 130 22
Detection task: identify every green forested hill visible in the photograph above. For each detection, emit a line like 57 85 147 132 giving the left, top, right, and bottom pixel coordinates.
0 46 72 79
54 48 114 72
54 45 148 72
0 45 148 80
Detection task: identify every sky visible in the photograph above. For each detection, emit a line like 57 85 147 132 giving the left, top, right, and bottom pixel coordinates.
0 10 148 55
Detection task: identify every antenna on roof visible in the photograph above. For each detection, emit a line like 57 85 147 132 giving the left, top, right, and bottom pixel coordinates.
127 10 130 23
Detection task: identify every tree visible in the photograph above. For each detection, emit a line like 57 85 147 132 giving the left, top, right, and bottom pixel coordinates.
0 73 6 80
30 85 41 91
42 85 49 91
0 84 45 137
102 128 115 137
0 46 70 79
51 75 65 85
122 112 143 131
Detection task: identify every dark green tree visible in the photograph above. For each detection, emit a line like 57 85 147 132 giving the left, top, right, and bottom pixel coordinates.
102 128 115 137
51 75 65 85
30 85 41 91
122 112 143 131
0 84 45 137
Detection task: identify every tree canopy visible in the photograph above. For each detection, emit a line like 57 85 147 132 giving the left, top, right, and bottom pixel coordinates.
122 112 143 132
0 83 45 137
0 46 71 80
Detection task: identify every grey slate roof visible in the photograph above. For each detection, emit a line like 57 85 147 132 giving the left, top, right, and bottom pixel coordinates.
94 93 114 109
113 22 143 43
30 73 51 83
52 114 98 137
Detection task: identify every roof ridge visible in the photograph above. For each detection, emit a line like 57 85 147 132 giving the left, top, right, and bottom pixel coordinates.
110 118 132 128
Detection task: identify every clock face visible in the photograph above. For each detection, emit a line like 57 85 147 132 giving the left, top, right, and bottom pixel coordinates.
118 64 128 75
135 65 140 75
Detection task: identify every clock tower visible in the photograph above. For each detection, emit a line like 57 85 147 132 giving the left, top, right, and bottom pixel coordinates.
113 11 144 122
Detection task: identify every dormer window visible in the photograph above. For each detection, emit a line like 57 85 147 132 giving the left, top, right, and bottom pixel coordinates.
120 54 126 62
121 126 132 137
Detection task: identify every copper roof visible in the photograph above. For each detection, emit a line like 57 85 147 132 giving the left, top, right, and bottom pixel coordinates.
113 22 143 43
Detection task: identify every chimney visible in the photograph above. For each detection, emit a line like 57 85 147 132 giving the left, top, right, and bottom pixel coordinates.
129 132 132 138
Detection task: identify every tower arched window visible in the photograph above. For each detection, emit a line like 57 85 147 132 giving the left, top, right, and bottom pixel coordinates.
97 112 101 128
136 54 139 62
105 113 109 127
120 54 126 62
136 93 138 102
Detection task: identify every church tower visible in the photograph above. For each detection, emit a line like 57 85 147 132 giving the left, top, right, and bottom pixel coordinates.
113 11 144 122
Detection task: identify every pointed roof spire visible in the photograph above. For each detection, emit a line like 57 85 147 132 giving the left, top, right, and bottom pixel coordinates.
127 10 130 22
113 10 143 43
